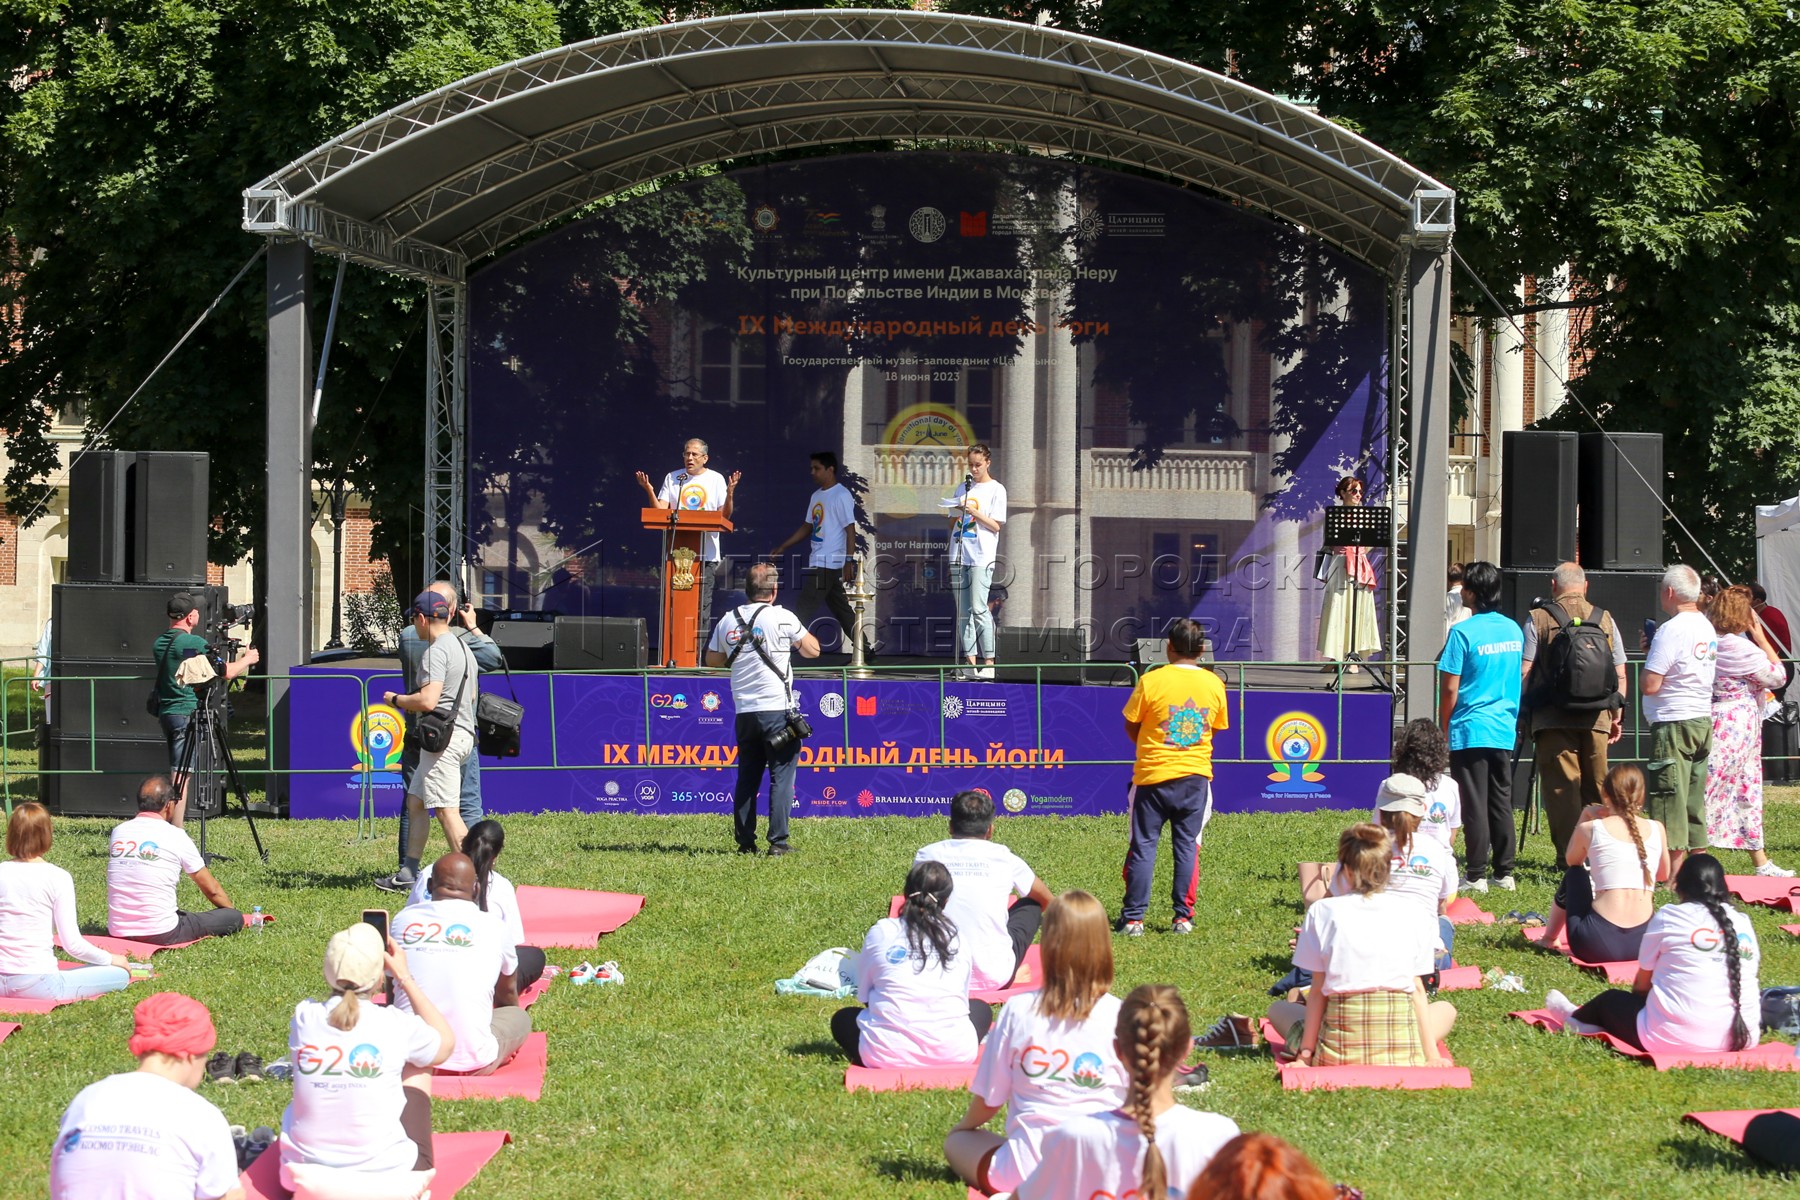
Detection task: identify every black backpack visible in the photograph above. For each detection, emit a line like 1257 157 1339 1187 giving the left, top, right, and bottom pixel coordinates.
1527 602 1619 712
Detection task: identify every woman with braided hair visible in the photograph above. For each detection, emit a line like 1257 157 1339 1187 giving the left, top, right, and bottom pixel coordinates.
831 860 990 1068
1006 985 1238 1200
1546 853 1762 1052
1539 765 1669 963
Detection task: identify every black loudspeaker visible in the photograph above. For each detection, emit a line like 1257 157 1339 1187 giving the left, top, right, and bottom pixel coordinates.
52 584 228 661
490 615 557 672
995 626 1083 684
1580 433 1664 570
1499 568 1661 655
51 660 160 740
66 451 135 583
40 736 219 819
133 452 209 584
1501 431 1579 568
553 616 648 671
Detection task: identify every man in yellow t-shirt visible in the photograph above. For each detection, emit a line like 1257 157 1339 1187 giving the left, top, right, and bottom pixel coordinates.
1119 618 1229 936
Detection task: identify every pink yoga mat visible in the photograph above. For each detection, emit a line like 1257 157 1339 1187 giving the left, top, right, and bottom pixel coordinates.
973 945 1043 1005
844 1063 978 1093
238 1131 512 1199
82 912 262 959
1522 927 1639 984
1724 875 1798 910
0 995 74 1015
1258 1019 1468 1090
433 1032 548 1101
1510 1009 1800 1071
1684 1109 1800 1144
1445 897 1495 925
514 886 644 948
0 1022 18 1046
1781 925 1800 938
1436 965 1483 992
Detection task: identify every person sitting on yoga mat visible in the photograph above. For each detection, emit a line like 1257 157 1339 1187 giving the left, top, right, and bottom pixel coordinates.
394 854 531 1076
1390 718 1460 852
1268 824 1456 1069
832 860 988 1068
1545 852 1761 1052
945 890 1127 1195
279 923 455 1193
1331 776 1457 973
50 992 243 1200
1539 764 1669 964
1 802 136 1002
1006 984 1238 1200
1185 1133 1339 1200
406 820 545 994
916 789 1052 992
105 775 243 946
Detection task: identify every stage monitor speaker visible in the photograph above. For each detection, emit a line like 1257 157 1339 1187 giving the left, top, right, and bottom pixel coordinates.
490 615 557 672
553 616 648 672
133 451 210 584
38 735 220 818
1501 431 1578 568
1499 568 1661 653
1579 433 1664 569
52 583 228 661
66 451 135 583
996 626 1083 684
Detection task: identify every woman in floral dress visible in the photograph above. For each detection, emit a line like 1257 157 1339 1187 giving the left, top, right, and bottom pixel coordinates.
1704 586 1791 876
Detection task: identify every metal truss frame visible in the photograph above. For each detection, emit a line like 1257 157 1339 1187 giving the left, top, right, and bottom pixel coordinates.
424 284 467 587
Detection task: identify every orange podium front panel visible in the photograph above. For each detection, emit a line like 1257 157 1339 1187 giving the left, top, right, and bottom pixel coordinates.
641 507 733 668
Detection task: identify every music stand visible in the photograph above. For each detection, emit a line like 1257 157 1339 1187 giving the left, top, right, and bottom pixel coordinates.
1322 505 1392 691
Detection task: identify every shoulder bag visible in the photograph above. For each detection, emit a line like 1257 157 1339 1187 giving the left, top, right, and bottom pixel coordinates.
415 639 473 754
475 638 526 758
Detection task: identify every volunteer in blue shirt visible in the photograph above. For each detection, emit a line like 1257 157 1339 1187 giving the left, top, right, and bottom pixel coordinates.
1436 561 1524 893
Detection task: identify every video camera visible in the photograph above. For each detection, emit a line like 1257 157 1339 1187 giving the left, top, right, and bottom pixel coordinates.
199 602 258 687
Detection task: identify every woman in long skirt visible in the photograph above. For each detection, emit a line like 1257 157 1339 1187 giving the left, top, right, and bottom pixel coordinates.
1318 477 1381 666
1704 586 1791 876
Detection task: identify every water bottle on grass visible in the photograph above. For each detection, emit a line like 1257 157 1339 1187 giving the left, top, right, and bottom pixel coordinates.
251 905 264 933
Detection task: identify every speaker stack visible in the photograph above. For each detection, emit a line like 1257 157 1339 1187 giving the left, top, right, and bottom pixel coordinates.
45 451 219 817
1499 432 1664 645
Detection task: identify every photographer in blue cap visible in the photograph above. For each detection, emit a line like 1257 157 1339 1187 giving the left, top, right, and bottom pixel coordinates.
379 590 485 878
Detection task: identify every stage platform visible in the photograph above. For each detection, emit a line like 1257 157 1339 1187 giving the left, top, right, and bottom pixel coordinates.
289 658 1391 821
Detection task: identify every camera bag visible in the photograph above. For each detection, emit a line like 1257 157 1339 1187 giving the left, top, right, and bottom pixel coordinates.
476 651 525 759
415 639 473 754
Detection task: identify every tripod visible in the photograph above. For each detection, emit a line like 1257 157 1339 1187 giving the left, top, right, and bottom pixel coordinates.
172 683 268 864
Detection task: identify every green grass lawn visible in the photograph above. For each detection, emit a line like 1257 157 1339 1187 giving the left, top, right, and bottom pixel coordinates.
3 795 1799 1199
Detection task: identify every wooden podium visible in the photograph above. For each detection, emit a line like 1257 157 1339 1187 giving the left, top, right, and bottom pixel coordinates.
641 507 733 668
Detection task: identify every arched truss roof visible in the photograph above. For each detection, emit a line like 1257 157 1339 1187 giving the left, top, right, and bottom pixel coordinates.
243 9 1453 284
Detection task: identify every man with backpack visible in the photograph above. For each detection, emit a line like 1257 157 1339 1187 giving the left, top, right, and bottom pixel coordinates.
1521 563 1627 861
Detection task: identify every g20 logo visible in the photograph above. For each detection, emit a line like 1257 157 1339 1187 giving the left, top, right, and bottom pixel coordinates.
1017 1045 1107 1088
109 839 162 862
296 1042 384 1078
398 921 472 947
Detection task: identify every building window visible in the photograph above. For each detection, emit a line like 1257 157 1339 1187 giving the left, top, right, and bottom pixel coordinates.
697 326 766 407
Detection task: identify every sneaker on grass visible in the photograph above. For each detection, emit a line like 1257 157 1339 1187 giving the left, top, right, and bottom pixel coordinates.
234 1052 265 1083
1172 1063 1210 1092
373 868 416 894
1171 918 1194 935
1756 860 1797 878
206 1052 238 1085
1494 875 1517 891
1120 920 1145 938
1193 1014 1260 1052
1459 877 1488 894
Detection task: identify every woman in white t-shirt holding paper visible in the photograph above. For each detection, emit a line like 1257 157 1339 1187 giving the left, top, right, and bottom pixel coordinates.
279 922 455 1194
0 803 136 1001
832 860 990 1068
1269 824 1457 1068
1546 852 1761 1053
947 443 1007 680
945 890 1127 1195
1004 984 1238 1200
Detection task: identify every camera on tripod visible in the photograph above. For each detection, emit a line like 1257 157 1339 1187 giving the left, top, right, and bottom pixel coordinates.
199 602 257 683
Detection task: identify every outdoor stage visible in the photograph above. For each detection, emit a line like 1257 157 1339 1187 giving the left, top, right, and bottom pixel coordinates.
287 662 1391 821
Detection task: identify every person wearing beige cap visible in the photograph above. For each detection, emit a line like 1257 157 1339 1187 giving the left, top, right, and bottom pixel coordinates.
1356 775 1459 973
277 922 455 1192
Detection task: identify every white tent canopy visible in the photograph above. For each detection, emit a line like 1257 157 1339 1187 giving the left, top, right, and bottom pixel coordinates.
1756 497 1800 615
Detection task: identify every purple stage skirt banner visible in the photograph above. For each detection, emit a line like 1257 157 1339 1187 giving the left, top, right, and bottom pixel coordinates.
288 666 1392 821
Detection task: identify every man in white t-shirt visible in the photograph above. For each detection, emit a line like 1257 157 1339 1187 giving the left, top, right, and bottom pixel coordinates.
393 854 529 1075
769 451 868 657
947 443 1007 680
1642 564 1719 870
106 776 242 945
51 992 243 1200
706 563 820 856
636 438 740 653
915 790 1053 991
382 590 480 870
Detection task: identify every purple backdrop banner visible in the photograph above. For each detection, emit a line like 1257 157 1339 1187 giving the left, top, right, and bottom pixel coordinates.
288 666 1393 821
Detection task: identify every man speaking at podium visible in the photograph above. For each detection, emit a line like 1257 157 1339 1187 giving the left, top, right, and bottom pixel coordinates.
636 438 740 652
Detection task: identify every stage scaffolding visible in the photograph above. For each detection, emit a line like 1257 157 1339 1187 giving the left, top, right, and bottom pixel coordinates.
244 9 1456 798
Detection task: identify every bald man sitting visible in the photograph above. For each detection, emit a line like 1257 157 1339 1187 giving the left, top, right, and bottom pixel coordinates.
392 854 530 1076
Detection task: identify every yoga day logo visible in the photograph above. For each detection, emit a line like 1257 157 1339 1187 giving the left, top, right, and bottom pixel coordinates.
1264 712 1327 794
350 703 406 786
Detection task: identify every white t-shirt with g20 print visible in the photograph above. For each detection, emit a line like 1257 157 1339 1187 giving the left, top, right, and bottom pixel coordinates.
851 916 975 1069
1329 836 1456 950
280 996 444 1175
51 1070 239 1200
407 865 526 950
1637 900 1762 1054
971 991 1128 1191
1293 890 1436 994
392 897 516 1072
1012 1105 1240 1200
708 603 808 714
1643 610 1719 724
105 815 204 938
914 837 1037 990
948 479 1007 569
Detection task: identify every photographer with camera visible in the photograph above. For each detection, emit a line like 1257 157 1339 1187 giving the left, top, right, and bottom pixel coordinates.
704 562 820 856
153 593 258 828
376 581 503 893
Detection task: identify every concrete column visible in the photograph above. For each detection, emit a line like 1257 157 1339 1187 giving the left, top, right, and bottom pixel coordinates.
1483 296 1526 563
265 239 313 806
1536 278 1568 417
1266 348 1303 662
999 351 1037 627
1404 248 1453 723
